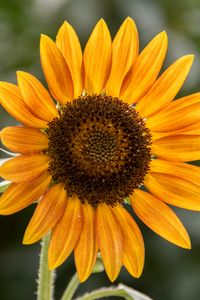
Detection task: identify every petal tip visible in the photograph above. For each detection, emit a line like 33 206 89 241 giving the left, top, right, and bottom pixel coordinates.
58 20 71 33
40 33 46 40
188 54 195 63
77 273 89 283
62 20 69 27
184 238 191 250
124 16 134 23
135 265 144 278
16 70 21 75
99 17 106 23
132 272 142 279
23 231 37 245
96 18 107 29
22 236 31 245
48 261 56 271
160 30 168 41
40 34 50 44
16 70 26 80
123 16 136 28
107 274 117 282
152 31 168 45
48 256 60 270
182 54 195 65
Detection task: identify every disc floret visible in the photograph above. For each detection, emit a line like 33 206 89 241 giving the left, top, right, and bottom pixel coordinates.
47 95 152 206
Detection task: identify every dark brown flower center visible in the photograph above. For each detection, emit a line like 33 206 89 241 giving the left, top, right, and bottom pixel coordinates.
46 94 152 206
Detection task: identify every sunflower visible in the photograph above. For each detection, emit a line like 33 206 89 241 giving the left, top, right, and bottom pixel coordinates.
0 17 200 282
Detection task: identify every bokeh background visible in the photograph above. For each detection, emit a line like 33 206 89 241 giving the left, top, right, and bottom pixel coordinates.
0 0 200 299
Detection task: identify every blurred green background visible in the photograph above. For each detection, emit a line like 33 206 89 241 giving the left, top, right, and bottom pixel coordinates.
0 0 200 299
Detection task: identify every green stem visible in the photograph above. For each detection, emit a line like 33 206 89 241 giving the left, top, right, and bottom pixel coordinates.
60 273 80 300
75 287 133 300
37 233 56 300
60 257 104 300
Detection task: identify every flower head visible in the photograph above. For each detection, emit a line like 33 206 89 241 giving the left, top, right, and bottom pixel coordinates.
0 17 200 282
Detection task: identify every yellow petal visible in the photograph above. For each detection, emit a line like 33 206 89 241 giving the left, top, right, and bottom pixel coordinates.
150 159 200 187
96 203 123 282
136 55 194 117
48 195 82 269
147 102 200 132
176 122 200 135
153 92 200 115
121 31 168 104
17 71 58 122
0 82 47 128
83 19 112 95
74 202 98 282
112 205 144 278
23 183 67 244
151 122 200 140
144 173 200 211
0 172 51 215
0 154 50 182
0 126 49 154
131 190 191 249
147 93 200 138
152 134 200 161
56 21 83 98
40 34 73 104
106 17 139 97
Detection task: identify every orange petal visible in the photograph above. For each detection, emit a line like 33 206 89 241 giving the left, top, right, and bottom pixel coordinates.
131 189 191 249
0 126 49 154
48 195 82 269
17 71 58 122
136 55 194 117
151 122 200 140
56 21 83 98
0 172 51 215
152 92 200 115
96 203 123 281
175 122 200 135
83 19 111 95
152 134 200 161
112 205 144 278
40 34 73 104
150 159 200 187
121 31 167 104
0 82 47 128
147 102 200 132
0 154 50 182
106 17 139 97
144 173 200 211
150 101 200 138
74 202 98 282
23 183 67 244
